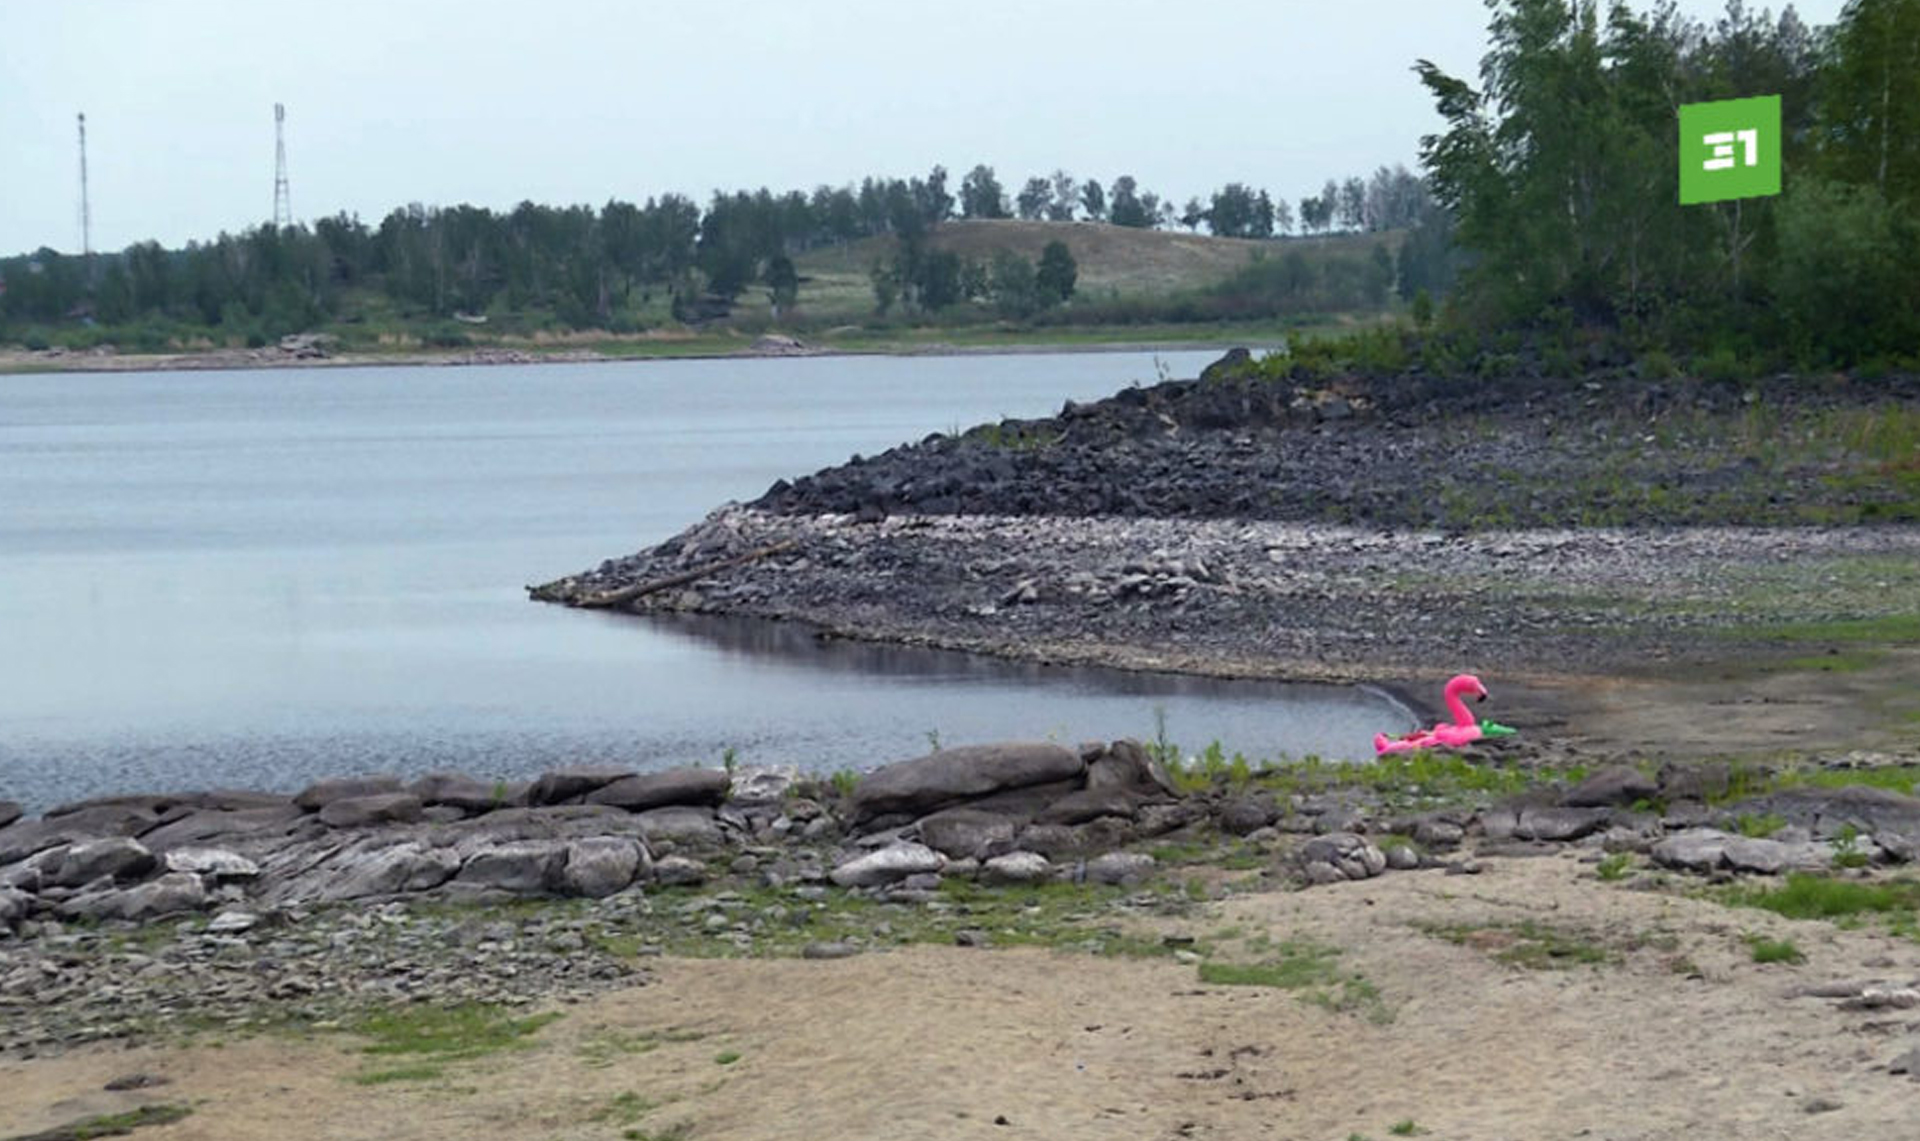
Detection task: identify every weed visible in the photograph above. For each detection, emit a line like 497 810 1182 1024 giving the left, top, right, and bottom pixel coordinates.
591 1092 661 1126
43 1104 193 1138
925 728 942 752
828 768 860 799
1831 824 1871 870
1199 939 1391 1024
578 1027 706 1068
713 1050 742 1066
1596 852 1635 882
1734 812 1787 839
622 1124 694 1141
1389 1121 1426 1137
1744 933 1805 964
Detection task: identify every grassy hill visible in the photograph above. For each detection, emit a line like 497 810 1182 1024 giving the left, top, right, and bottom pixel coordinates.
784 219 1403 326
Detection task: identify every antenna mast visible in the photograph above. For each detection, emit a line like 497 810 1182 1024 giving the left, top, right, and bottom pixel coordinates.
272 103 292 228
77 112 92 263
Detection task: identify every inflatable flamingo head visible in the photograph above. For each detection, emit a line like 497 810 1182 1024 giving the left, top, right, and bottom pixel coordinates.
1445 674 1489 704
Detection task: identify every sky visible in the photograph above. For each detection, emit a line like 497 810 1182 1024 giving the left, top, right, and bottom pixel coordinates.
0 0 1851 257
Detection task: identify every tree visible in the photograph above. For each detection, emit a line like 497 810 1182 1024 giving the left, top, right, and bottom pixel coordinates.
1180 197 1207 232
1048 170 1078 221
960 164 1010 219
1036 239 1077 305
1817 0 1920 203
1016 177 1052 220
765 254 799 316
1209 183 1262 237
1108 175 1157 227
1271 196 1294 235
1338 177 1366 231
1080 178 1107 221
914 248 963 310
989 250 1038 317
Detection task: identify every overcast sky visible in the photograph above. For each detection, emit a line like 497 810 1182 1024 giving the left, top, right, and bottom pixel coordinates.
0 0 1847 257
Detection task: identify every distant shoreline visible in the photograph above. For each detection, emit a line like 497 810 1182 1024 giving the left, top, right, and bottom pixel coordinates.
0 334 1278 376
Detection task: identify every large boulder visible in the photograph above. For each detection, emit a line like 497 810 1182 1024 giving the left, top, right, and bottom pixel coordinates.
561 837 648 897
138 804 308 852
979 851 1051 885
52 837 156 887
0 801 20 830
632 806 726 849
1086 740 1179 796
1738 785 1920 845
0 805 162 866
319 793 424 829
456 840 567 894
1298 832 1387 883
527 766 636 806
1514 806 1611 842
1036 786 1148 826
60 871 208 921
409 771 509 814
163 847 260 880
302 841 462 902
587 768 732 812
917 809 1020 859
1563 766 1659 808
830 842 946 888
0 886 32 927
294 775 404 812
852 743 1085 823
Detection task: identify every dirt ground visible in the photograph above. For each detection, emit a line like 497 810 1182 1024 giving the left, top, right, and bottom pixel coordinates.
8 850 1917 1141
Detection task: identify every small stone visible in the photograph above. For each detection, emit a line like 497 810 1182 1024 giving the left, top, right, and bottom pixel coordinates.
652 856 708 887
801 941 862 960
206 910 259 934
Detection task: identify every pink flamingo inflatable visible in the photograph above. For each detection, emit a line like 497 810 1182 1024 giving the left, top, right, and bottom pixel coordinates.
1374 673 1508 755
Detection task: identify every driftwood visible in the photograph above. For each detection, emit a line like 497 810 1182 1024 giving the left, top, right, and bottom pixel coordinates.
569 539 799 610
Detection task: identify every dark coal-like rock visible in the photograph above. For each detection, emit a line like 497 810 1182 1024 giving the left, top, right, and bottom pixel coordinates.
587 768 732 811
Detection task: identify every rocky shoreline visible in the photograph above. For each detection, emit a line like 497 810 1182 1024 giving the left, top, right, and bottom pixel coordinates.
7 735 1920 1058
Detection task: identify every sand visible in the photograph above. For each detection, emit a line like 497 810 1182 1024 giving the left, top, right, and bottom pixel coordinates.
7 854 1916 1141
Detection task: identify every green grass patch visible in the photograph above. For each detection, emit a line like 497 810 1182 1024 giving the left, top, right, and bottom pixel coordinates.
713 1050 742 1066
1423 920 1617 970
17 1104 194 1140
589 1092 661 1126
1722 872 1920 922
342 1002 562 1085
577 1027 707 1068
1744 933 1805 964
1595 852 1635 882
1198 938 1391 1024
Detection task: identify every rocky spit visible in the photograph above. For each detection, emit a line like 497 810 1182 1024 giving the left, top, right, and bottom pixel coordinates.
6 738 1920 1057
530 359 1920 681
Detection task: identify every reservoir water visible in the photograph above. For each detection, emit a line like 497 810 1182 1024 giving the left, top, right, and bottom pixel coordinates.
0 351 1408 813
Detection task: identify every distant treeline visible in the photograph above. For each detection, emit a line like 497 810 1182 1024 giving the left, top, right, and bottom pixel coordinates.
1421 0 1920 365
0 161 1423 346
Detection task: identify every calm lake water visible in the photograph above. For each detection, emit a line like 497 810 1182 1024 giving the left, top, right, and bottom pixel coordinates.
0 351 1409 812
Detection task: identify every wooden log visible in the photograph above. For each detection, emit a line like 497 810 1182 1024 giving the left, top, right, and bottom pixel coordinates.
570 539 798 610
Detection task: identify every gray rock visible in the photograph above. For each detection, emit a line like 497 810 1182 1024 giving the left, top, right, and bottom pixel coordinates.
651 855 708 887
1037 786 1146 826
561 837 646 898
205 909 260 934
62 871 207 921
294 775 403 811
527 765 636 806
0 808 158 866
318 841 462 901
588 768 731 812
1516 806 1611 842
727 766 796 804
1299 832 1387 882
1218 797 1278 836
44 793 185 819
136 805 306 852
409 771 509 814
979 851 1051 885
1887 1045 1920 1078
319 793 423 829
633 805 725 849
1564 765 1659 808
801 941 862 960
0 886 32 926
456 840 567 894
1086 851 1156 885
1650 828 1731 872
1746 785 1920 848
1384 844 1422 870
1723 836 1790 875
0 801 20 829
1013 823 1083 858
1658 761 1731 804
830 842 945 887
53 837 156 887
1086 739 1179 796
1135 801 1203 838
851 742 1085 822
917 809 1019 859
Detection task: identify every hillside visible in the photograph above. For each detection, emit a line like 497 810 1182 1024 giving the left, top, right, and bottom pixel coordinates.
795 219 1402 300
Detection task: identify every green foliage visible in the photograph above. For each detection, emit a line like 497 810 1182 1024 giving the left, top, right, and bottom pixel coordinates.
344 1002 562 1084
713 1050 742 1065
1595 852 1635 881
1744 933 1805 964
1425 920 1615 970
1035 240 1077 305
1199 939 1393 1023
1723 873 1920 922
1734 812 1787 839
